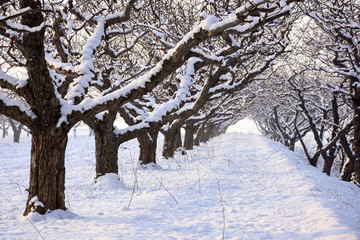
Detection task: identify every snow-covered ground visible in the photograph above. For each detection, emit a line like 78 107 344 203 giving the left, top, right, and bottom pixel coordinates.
0 126 359 239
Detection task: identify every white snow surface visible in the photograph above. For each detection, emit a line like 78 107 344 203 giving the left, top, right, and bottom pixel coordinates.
0 130 359 239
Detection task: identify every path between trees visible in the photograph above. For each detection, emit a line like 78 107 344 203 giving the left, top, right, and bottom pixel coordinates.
0 132 359 239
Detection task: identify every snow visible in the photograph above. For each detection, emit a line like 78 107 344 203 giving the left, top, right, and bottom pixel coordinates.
0 93 37 119
0 128 359 239
227 118 261 135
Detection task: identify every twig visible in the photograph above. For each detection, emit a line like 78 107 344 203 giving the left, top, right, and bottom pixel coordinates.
127 178 137 208
129 150 139 190
9 179 25 196
153 176 179 206
6 200 45 240
218 180 226 240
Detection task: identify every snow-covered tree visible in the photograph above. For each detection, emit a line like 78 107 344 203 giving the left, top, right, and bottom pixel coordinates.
0 0 300 215
297 0 359 181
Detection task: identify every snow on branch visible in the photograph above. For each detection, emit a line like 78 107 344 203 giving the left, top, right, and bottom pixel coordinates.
0 69 27 90
114 57 202 135
0 92 36 120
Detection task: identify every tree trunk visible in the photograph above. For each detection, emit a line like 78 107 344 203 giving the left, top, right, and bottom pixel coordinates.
184 123 194 150
322 95 340 176
322 153 335 176
85 110 119 178
341 159 354 182
13 128 21 143
94 128 119 178
9 119 22 143
24 130 68 215
339 137 355 182
162 126 182 159
175 127 182 149
194 124 205 146
138 129 159 164
288 137 295 151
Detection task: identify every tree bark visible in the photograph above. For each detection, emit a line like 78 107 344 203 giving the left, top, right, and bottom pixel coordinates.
138 129 159 164
184 123 194 150
162 126 182 159
322 153 335 176
342 159 354 182
24 130 67 215
94 128 119 178
85 110 119 178
339 137 355 181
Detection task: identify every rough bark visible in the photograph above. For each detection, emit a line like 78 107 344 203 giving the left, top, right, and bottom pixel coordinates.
24 129 67 215
18 0 71 215
138 129 159 165
162 125 182 159
94 128 119 178
85 110 119 178
342 159 354 182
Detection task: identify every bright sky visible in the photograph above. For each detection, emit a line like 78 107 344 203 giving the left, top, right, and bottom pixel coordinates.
226 118 261 134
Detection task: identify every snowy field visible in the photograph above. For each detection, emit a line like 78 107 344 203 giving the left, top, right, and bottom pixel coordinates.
0 122 359 240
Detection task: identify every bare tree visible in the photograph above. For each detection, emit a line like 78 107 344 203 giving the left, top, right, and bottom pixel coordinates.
0 115 10 138
0 0 299 215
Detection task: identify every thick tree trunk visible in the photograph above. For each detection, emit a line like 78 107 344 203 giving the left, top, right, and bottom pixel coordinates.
322 154 335 176
184 123 194 150
86 110 119 178
24 130 68 215
342 159 354 182
94 128 119 178
18 0 71 216
138 130 159 164
175 127 182 149
162 126 182 159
